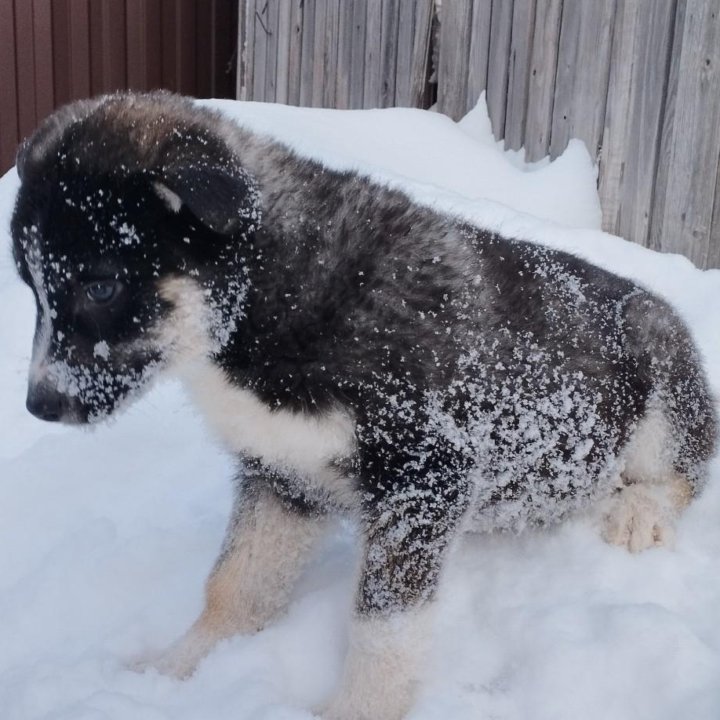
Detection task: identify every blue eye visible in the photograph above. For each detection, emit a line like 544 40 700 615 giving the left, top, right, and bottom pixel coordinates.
84 280 120 304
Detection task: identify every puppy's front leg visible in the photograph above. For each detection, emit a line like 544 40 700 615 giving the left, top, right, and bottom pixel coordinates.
145 472 328 678
324 483 470 720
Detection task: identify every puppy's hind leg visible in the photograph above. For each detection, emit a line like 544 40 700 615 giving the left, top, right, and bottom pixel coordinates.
137 470 328 679
601 473 692 553
605 295 718 553
601 407 695 553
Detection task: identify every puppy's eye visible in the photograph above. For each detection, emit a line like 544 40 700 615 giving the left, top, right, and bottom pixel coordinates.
84 280 121 304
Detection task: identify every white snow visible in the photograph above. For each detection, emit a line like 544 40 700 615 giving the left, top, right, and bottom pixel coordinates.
1 96 720 720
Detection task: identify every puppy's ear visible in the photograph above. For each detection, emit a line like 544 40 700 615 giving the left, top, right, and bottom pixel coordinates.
154 162 258 235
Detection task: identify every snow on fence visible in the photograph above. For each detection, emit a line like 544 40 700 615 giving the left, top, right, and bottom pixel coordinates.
237 0 720 269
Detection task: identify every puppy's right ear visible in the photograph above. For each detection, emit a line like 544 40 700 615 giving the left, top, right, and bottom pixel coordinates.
152 166 257 235
153 155 259 235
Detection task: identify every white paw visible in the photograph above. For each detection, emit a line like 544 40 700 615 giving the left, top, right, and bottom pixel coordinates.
318 608 433 720
601 483 679 553
319 691 409 720
127 645 197 680
128 623 221 679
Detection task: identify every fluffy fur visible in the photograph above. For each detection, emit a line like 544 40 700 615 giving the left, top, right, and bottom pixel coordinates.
11 91 717 719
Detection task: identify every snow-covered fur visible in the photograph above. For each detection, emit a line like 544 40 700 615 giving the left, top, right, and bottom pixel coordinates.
11 91 717 719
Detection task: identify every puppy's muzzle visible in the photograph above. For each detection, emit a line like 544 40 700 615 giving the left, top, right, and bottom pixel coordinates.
26 382 68 422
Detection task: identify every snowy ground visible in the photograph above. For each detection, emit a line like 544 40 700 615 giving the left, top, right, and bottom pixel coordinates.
2 97 720 720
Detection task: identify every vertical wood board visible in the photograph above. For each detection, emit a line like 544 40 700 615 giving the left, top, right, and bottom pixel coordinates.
437 0 472 120
524 0 562 160
550 0 617 159
505 0 536 150
287 0 303 105
486 0 515 139
363 0 383 107
264 0 280 102
466 0 492 115
379 0 400 107
599 0 675 247
651 0 720 266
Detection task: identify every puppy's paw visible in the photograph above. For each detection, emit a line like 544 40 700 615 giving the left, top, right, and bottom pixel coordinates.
319 694 406 720
128 644 200 680
601 482 682 553
317 609 431 720
128 624 220 680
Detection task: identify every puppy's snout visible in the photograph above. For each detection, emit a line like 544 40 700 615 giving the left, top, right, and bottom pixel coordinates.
26 383 67 422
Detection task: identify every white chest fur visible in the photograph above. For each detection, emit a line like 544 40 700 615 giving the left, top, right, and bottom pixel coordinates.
159 276 358 505
179 359 357 478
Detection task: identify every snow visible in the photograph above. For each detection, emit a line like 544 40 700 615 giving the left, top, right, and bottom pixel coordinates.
1 95 720 719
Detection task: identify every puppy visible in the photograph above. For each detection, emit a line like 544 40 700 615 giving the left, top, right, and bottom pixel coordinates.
11 91 717 719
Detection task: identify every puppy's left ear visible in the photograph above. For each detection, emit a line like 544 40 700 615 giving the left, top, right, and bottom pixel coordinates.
154 162 258 235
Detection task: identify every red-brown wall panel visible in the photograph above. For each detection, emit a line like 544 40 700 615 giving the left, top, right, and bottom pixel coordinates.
0 0 238 174
0 0 19 173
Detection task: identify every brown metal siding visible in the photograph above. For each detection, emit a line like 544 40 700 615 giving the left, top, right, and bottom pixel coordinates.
0 0 238 174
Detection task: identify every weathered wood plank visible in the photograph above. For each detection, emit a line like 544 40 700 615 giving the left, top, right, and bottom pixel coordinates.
252 0 268 101
550 0 617 159
311 0 327 106
380 0 400 108
409 0 434 107
323 0 341 107
549 1 582 156
264 0 280 102
598 0 643 238
710 161 720 268
466 0 492 115
394 0 414 106
335 0 354 108
299 0 315 106
505 0 537 150
524 0 562 160
349 0 367 108
650 0 720 267
287 0 303 105
237 0 249 98
437 0 473 120
599 0 676 247
649 0 685 253
274 0 292 103
363 0 383 107
486 0 515 139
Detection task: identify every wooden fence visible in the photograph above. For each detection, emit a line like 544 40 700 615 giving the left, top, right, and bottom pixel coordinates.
237 0 435 109
238 0 720 269
0 0 238 175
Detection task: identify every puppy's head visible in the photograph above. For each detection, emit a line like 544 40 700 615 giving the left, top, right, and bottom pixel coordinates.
11 92 259 424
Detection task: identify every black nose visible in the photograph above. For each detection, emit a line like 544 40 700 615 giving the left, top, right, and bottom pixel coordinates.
26 384 66 422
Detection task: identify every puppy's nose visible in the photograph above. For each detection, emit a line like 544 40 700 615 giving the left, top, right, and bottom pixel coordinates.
26 384 66 422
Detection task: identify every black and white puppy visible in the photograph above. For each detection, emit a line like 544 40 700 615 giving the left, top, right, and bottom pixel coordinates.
11 91 717 719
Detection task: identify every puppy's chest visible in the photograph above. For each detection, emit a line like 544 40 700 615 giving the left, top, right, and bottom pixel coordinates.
180 360 358 503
